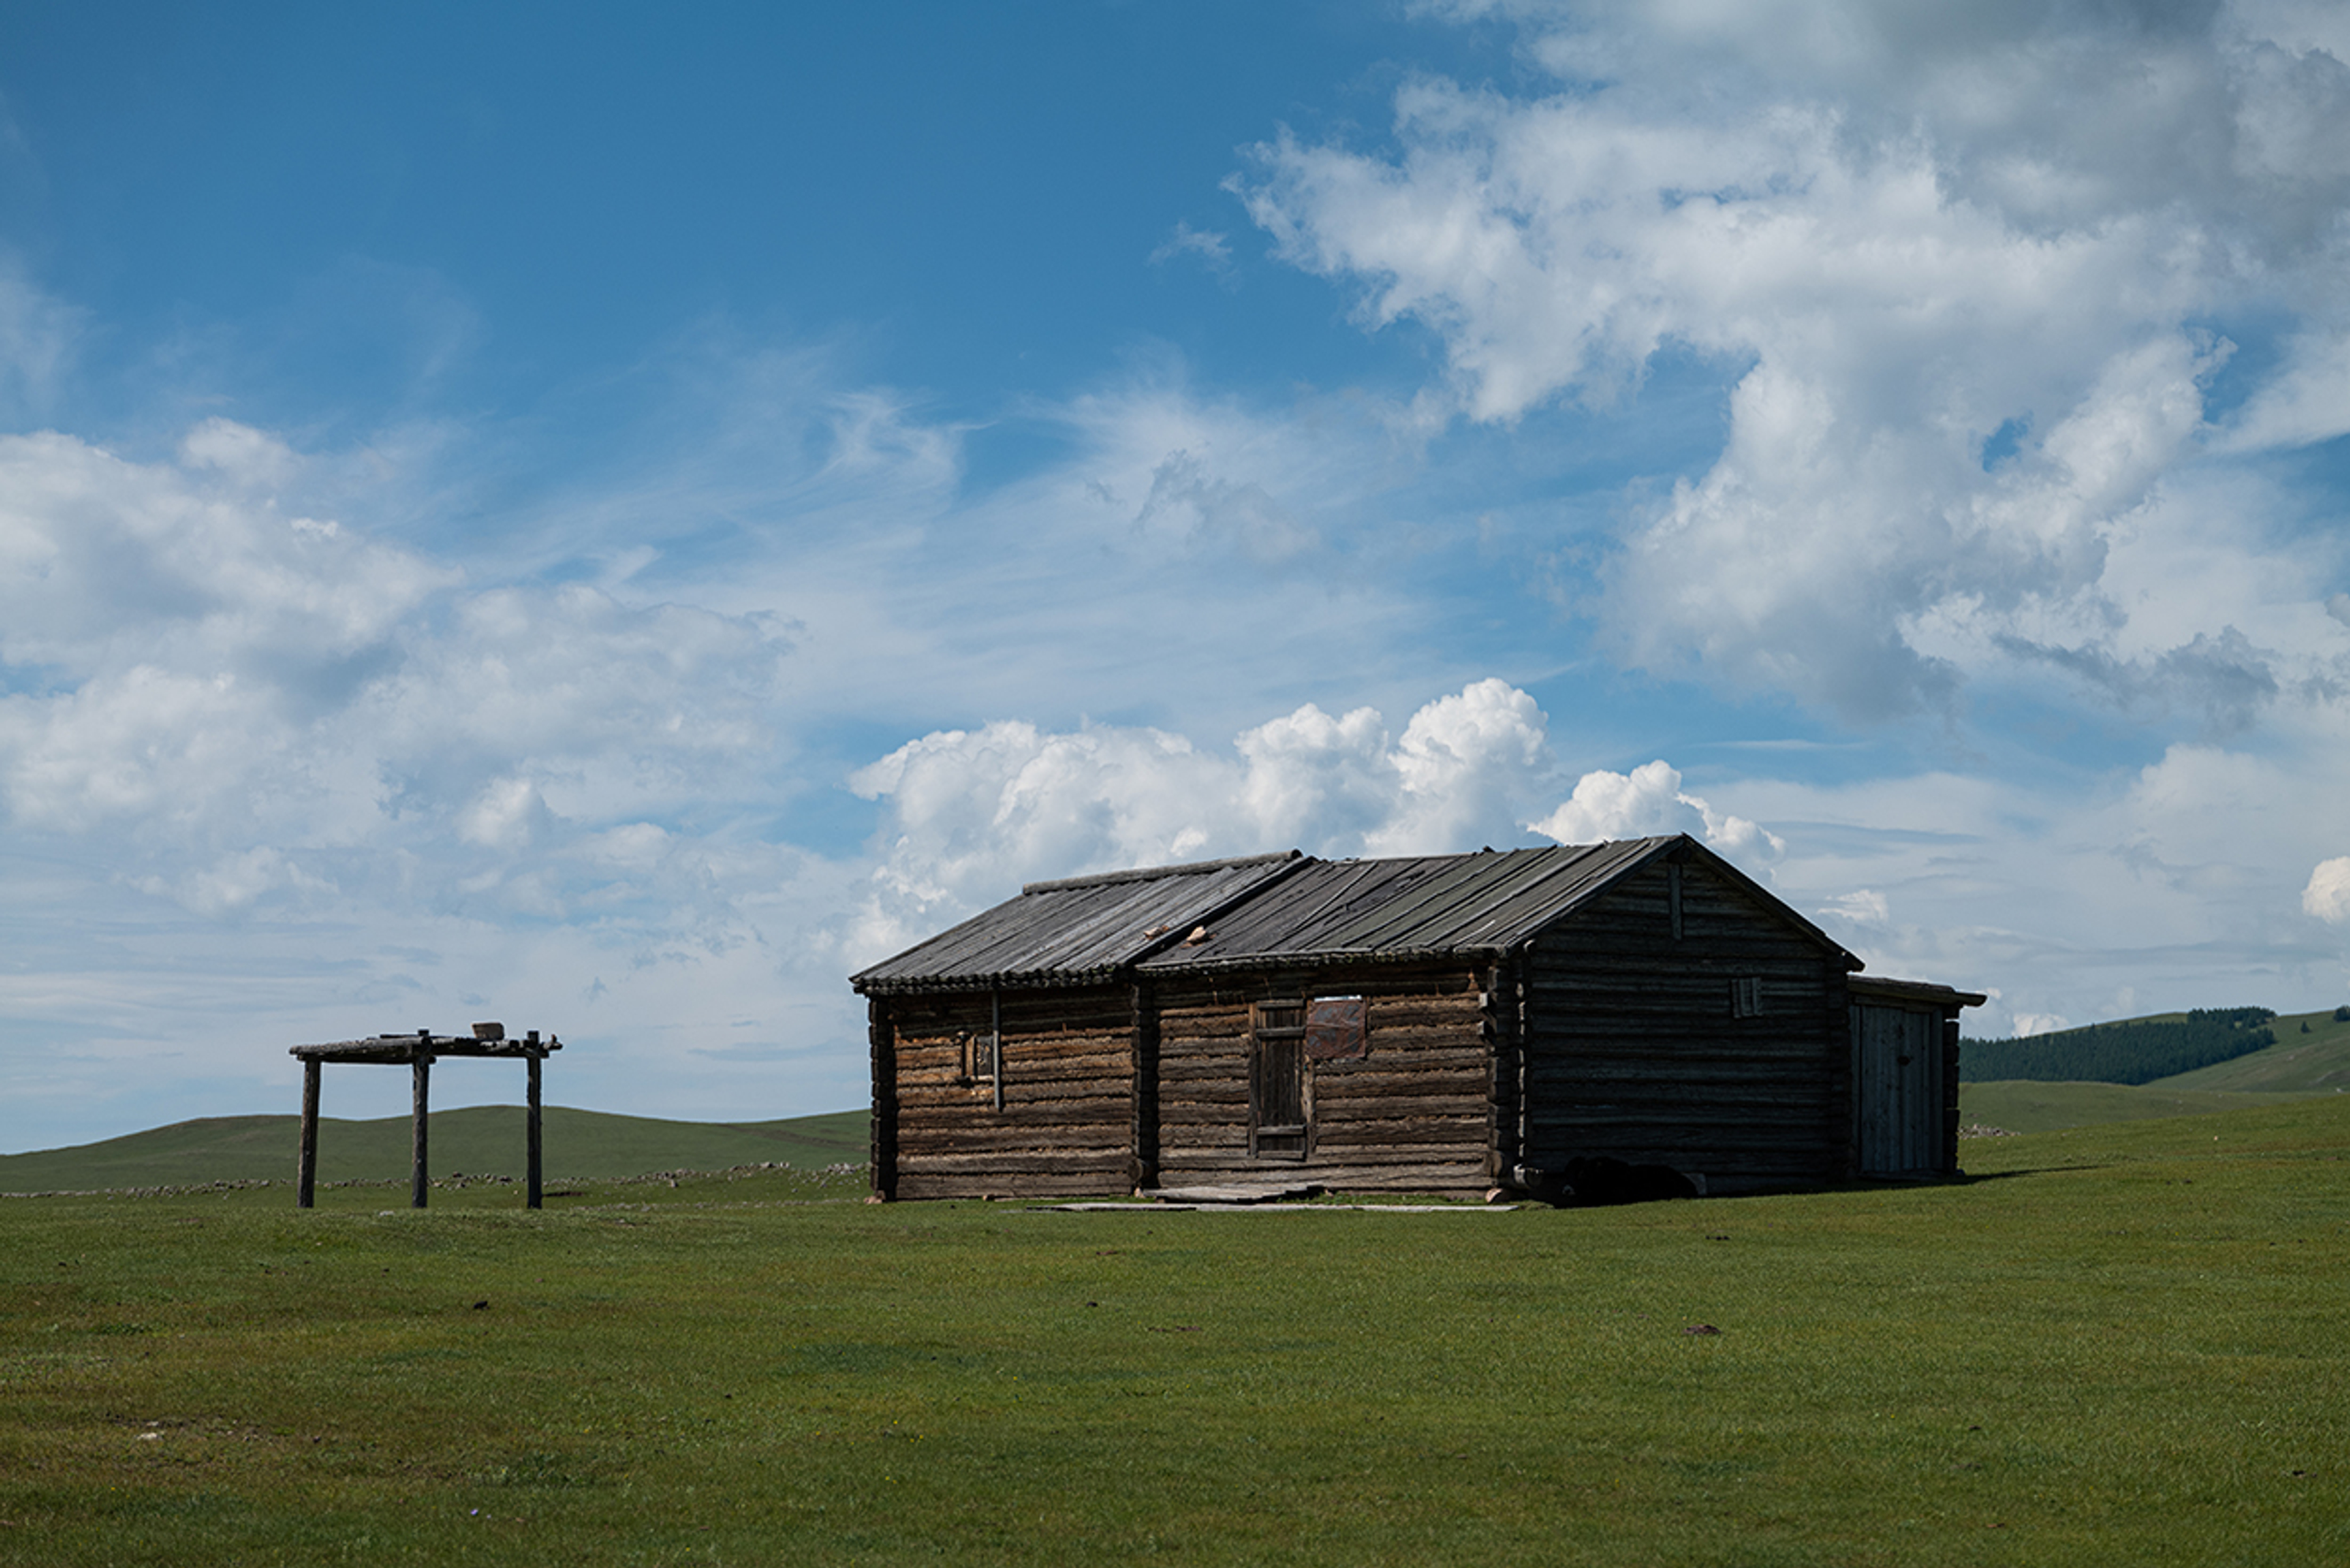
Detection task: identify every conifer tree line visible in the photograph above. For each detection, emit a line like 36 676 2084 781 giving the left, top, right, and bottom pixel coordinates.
1958 1008 2278 1085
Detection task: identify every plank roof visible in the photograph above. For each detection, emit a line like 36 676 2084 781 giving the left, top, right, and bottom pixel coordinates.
1136 839 1673 972
849 851 1305 994
852 835 1856 993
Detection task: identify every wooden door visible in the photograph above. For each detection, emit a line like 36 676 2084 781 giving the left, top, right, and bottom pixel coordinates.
1250 1001 1308 1159
1853 1003 1940 1178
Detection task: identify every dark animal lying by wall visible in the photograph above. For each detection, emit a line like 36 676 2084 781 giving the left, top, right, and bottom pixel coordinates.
1505 1159 1701 1207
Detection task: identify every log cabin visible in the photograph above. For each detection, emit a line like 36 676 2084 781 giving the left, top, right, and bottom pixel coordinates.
851 835 1985 1201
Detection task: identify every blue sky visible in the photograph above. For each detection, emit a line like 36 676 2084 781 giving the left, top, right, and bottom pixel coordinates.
6 1 2350 1151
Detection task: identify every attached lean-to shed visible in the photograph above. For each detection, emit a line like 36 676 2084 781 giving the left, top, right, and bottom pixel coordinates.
851 835 1985 1201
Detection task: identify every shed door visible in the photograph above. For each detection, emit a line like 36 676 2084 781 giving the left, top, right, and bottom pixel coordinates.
1250 1002 1308 1159
1853 1004 1941 1178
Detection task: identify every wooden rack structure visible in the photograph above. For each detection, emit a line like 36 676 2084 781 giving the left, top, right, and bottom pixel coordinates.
288 1025 562 1209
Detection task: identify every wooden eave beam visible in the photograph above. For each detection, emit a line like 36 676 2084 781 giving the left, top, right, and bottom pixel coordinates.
290 1033 562 1064
1142 943 1510 977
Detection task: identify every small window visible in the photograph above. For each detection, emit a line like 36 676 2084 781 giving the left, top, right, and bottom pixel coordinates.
1304 996 1368 1061
961 1029 999 1084
1731 977 1762 1018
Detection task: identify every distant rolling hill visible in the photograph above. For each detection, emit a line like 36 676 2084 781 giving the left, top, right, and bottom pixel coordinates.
1961 1006 2350 1133
1960 1006 2281 1085
0 1106 868 1193
2147 1011 2350 1092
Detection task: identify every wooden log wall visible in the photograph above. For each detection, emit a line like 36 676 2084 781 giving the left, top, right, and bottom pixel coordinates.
1521 857 1851 1190
1152 963 1491 1195
886 987 1136 1200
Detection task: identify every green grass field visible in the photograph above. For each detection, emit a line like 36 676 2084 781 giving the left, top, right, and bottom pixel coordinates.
0 1108 869 1194
1958 1080 2340 1133
4 1096 2345 1566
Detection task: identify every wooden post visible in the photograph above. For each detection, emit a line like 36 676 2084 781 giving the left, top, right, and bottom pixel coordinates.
411 1039 431 1209
990 989 1005 1113
297 1057 321 1209
526 1034 543 1210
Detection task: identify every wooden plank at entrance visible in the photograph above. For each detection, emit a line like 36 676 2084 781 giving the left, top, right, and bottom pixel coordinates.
527 1052 543 1210
411 1050 431 1209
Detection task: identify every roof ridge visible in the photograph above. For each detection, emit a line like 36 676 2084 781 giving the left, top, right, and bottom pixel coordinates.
1021 849 1303 896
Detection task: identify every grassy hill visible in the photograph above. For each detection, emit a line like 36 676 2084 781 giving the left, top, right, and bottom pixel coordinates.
2152 1006 2350 1091
0 1106 867 1193
1960 1006 2350 1132
1959 1005 2280 1084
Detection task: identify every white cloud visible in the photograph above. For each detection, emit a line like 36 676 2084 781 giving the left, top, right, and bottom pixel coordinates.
846 678 1794 962
1721 730 2350 1034
1529 758 1783 860
0 426 805 879
133 846 333 918
0 423 804 919
1147 221 1235 277
849 682 1560 957
1373 678 1552 854
0 353 1502 1151
0 424 450 686
1819 888 1889 928
1 665 275 833
1237 2 2350 722
2305 857 2350 924
459 777 553 849
1132 447 1316 562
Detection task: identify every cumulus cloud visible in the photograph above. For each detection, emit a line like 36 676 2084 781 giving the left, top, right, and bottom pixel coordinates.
0 424 449 686
1236 1 2350 722
1529 758 1784 859
0 347 1492 1150
1375 679 1554 854
851 684 1532 955
0 424 791 905
0 412 865 1149
2305 857 2350 924
846 678 1782 961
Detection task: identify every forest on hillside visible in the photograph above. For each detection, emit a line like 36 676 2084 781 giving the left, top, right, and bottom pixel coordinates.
1959 1008 2277 1085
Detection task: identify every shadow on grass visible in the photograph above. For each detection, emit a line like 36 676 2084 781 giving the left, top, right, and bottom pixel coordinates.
1946 1164 2113 1184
